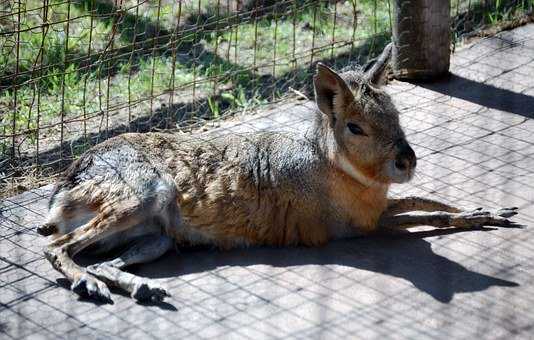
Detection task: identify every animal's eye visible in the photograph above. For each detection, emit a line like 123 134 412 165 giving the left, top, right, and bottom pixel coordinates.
347 123 365 136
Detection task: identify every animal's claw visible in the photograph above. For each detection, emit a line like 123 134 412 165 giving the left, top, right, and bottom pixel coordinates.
454 208 520 229
132 281 170 303
496 207 519 218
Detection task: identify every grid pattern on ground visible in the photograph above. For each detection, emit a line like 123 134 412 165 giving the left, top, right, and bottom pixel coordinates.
1 24 534 340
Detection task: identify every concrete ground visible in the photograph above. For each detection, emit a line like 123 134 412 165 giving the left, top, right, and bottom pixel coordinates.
1 24 534 339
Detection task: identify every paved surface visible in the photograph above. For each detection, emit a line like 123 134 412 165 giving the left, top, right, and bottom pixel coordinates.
1 24 534 339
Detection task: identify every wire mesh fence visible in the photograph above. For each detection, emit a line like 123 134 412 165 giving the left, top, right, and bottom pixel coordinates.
1 1 534 338
1 22 534 336
0 0 532 197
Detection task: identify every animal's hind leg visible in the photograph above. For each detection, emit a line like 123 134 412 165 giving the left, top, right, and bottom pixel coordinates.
45 199 144 302
87 235 174 302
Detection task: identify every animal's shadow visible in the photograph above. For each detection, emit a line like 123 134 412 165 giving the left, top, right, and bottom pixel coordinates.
131 228 518 304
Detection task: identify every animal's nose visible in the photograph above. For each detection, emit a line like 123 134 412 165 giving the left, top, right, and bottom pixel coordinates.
395 139 416 171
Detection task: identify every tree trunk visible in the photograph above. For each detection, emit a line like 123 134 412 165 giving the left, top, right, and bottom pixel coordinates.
391 0 450 80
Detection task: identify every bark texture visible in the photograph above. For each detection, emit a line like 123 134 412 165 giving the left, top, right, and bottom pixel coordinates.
392 0 451 80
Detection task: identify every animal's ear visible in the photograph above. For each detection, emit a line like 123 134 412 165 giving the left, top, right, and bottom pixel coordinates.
313 63 354 121
364 42 393 87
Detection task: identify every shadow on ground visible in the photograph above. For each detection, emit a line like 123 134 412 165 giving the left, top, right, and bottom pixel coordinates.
417 74 534 118
127 228 518 305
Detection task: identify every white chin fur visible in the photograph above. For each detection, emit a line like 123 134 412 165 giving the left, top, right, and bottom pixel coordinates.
385 159 414 184
336 154 383 187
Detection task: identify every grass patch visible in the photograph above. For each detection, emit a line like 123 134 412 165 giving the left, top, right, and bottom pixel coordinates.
0 55 207 137
451 0 534 39
215 1 391 76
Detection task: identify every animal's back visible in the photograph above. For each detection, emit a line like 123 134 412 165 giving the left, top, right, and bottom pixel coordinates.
168 131 333 247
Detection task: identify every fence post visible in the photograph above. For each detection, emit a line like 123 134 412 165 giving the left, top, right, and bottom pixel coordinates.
391 0 450 80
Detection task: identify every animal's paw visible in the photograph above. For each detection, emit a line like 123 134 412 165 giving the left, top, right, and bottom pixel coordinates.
36 223 57 236
495 207 519 218
71 274 112 303
131 281 170 303
453 207 520 228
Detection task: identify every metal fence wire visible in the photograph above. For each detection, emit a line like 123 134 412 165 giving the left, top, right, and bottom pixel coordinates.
0 0 532 197
1 1 534 339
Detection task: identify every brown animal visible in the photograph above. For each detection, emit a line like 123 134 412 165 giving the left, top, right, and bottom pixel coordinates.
38 44 518 303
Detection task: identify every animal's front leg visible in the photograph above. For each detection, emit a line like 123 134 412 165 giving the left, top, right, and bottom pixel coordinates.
385 196 462 216
378 208 519 231
87 235 174 302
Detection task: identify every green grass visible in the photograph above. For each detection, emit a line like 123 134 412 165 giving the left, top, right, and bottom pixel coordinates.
484 0 533 23
451 0 533 39
0 54 205 136
214 1 391 76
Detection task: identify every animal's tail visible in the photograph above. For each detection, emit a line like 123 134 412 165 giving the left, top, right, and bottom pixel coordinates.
37 183 65 236
38 183 75 237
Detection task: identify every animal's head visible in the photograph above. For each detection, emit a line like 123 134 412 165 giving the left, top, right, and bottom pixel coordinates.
313 44 416 186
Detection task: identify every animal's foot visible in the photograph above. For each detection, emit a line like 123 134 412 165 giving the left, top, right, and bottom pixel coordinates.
36 223 57 236
453 207 521 228
495 207 519 218
131 281 170 303
71 274 112 303
87 264 169 303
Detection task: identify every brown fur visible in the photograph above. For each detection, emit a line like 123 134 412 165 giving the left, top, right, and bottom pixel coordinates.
327 167 389 233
